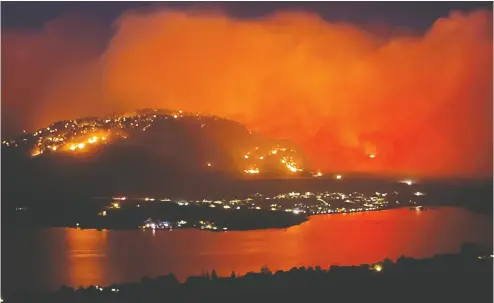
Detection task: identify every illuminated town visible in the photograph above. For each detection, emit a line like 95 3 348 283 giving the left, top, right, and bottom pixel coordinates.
4 109 428 233
93 189 425 232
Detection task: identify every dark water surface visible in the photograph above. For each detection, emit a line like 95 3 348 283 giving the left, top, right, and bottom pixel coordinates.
3 207 492 294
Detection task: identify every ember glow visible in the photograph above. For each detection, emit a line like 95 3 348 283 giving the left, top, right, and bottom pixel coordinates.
29 127 114 157
2 7 492 178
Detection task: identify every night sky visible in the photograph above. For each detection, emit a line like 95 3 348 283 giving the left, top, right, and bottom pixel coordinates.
1 2 493 177
2 2 491 30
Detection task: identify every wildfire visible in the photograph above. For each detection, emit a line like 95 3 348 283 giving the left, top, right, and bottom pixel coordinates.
31 148 43 157
244 167 260 174
282 156 302 173
87 136 99 144
242 145 305 175
30 130 113 157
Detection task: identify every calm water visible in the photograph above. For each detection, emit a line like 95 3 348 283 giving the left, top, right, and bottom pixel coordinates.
3 207 492 294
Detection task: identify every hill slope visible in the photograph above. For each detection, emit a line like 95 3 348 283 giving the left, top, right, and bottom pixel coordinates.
2 109 318 201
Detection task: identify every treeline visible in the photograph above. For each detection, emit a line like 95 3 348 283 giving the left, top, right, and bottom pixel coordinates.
5 244 493 303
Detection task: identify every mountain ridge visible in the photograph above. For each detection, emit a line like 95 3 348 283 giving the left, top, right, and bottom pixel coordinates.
2 109 321 201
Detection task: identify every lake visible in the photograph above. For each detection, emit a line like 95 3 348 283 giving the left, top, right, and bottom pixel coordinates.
3 207 492 294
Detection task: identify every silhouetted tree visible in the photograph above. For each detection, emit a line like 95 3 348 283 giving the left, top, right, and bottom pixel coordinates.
230 271 236 279
211 269 218 281
383 258 393 268
168 273 179 284
397 255 407 265
261 265 272 275
59 285 74 294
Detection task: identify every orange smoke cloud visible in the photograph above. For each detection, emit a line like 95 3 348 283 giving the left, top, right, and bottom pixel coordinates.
2 7 493 178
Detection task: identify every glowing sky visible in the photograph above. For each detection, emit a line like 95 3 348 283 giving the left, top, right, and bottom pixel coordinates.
2 3 492 178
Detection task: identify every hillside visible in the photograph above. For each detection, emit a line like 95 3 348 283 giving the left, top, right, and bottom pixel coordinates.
2 109 320 202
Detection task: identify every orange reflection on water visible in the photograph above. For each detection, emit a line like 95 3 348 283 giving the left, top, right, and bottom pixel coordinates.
63 228 110 287
7 207 492 291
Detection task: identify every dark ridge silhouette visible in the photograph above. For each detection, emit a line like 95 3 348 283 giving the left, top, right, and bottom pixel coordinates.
4 243 493 303
2 109 313 204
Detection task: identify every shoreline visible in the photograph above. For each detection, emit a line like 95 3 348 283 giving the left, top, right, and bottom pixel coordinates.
7 205 489 233
3 208 491 297
3 245 492 302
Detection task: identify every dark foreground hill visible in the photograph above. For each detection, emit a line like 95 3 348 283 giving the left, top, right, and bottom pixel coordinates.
5 243 493 303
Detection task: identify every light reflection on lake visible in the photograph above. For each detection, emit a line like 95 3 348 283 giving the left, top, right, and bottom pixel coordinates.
3 207 492 293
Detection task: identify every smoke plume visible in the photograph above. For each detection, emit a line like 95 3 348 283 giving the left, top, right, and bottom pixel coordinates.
2 7 492 177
